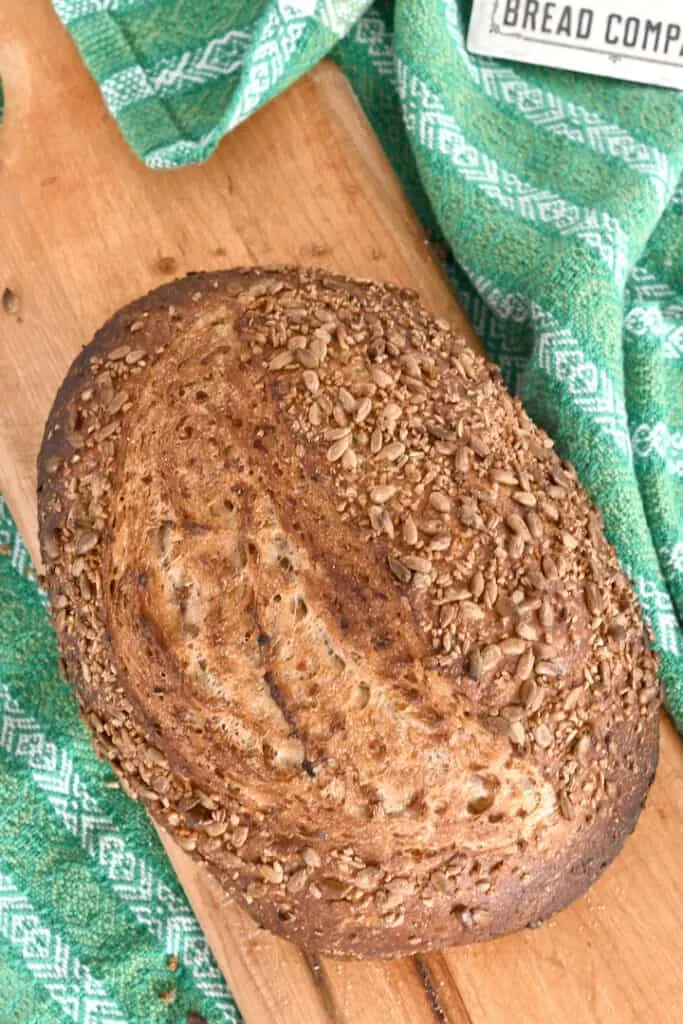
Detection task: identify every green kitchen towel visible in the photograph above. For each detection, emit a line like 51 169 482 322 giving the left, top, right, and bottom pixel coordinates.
1 0 682 1021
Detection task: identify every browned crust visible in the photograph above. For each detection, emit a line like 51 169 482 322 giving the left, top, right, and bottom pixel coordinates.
37 267 660 959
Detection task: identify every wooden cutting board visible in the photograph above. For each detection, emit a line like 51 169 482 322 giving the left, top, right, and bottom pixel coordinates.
1 3 682 1022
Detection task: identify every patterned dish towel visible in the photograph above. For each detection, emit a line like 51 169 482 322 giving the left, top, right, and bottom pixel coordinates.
1 0 682 1021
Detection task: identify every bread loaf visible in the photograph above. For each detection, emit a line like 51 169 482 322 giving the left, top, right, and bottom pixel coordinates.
37 267 660 959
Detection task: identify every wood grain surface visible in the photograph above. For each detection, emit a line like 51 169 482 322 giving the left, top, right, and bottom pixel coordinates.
1 3 682 1022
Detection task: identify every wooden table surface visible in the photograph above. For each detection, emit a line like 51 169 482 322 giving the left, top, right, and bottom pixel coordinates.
1 3 682 1022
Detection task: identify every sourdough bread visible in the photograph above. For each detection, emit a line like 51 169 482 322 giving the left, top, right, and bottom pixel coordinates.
37 267 660 958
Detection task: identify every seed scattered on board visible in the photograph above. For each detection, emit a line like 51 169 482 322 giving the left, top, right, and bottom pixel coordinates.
2 287 20 316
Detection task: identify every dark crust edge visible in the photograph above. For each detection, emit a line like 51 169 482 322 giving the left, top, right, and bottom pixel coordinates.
37 267 660 960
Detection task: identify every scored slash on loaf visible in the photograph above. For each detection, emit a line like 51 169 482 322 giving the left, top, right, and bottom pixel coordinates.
37 267 660 959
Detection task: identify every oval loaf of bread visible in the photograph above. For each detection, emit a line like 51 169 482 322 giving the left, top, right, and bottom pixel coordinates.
38 267 660 959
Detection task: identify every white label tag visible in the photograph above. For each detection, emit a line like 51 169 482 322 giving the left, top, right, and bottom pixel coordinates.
467 0 683 91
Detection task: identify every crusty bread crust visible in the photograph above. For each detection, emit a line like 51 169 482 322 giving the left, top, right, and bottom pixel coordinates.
37 267 660 959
